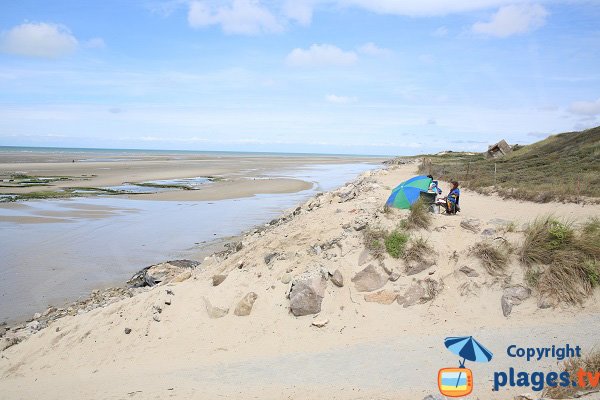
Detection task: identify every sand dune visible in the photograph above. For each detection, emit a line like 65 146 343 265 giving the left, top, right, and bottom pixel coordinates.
1 163 599 400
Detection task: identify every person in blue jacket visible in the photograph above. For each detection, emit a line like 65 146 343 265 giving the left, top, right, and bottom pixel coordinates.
444 181 460 214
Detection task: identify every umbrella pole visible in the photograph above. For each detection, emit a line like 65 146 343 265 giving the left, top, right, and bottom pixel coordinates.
455 358 466 388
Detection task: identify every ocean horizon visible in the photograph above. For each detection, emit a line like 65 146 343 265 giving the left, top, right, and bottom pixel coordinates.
0 145 389 159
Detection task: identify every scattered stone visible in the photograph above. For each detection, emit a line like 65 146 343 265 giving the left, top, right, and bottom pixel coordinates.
397 283 427 308
460 218 482 233
405 262 434 276
388 271 401 282
234 292 258 316
481 228 497 237
212 274 227 286
501 285 532 317
537 296 556 309
166 289 174 296
26 320 41 332
281 273 292 284
289 269 328 316
351 264 389 292
203 297 229 319
264 252 279 265
364 290 398 305
164 299 172 306
127 260 199 287
352 218 368 231
124 328 132 334
422 395 445 400
330 269 344 287
459 266 480 277
33 312 41 320
153 315 161 322
311 319 329 328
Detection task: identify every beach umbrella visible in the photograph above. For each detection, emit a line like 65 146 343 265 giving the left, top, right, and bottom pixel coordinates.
444 336 493 387
385 175 432 209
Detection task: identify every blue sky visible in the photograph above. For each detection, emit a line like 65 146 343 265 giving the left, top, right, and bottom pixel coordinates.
0 0 599 155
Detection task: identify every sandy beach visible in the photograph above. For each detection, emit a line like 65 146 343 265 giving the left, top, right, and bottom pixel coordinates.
1 162 599 399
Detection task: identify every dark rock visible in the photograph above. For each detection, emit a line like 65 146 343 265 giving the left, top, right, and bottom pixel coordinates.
212 274 227 286
128 260 199 288
331 269 344 287
459 266 480 277
264 252 279 265
124 328 132 334
481 228 497 236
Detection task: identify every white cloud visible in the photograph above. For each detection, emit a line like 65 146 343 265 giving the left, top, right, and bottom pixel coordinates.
286 44 357 67
357 42 392 57
432 26 448 37
188 0 283 35
283 0 315 25
325 94 358 104
338 0 528 17
0 22 78 58
472 4 548 38
84 37 106 49
568 98 600 116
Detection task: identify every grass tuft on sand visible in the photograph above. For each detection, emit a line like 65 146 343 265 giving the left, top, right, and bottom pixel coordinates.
405 199 431 230
543 349 600 398
470 240 510 275
520 216 600 304
404 237 434 264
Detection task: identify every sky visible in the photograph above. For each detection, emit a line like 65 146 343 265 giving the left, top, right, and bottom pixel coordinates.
0 0 599 155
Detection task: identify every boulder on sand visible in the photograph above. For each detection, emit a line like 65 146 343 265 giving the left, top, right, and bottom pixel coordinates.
330 269 344 287
234 292 258 316
501 285 531 317
351 264 389 292
127 260 200 287
289 269 328 316
202 297 229 319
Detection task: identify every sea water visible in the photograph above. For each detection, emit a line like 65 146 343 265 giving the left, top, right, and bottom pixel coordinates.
0 163 379 323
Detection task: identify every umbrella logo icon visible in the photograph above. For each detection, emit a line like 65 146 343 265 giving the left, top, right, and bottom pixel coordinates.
438 336 493 397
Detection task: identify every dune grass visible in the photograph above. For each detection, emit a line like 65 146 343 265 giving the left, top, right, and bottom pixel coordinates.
470 240 511 275
543 349 600 398
404 237 434 264
520 216 600 304
405 198 431 230
417 126 600 203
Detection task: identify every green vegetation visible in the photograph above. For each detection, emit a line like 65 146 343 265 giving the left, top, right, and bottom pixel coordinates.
520 216 600 304
543 349 600 398
363 225 410 259
469 240 511 275
12 191 78 201
133 182 194 190
417 126 600 203
384 230 410 258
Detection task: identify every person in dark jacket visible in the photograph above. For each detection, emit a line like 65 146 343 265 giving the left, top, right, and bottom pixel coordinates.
436 181 460 214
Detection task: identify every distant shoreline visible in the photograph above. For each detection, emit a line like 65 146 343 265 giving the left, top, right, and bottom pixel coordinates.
0 145 389 159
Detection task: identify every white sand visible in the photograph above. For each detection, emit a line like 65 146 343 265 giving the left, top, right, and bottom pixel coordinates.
1 164 599 400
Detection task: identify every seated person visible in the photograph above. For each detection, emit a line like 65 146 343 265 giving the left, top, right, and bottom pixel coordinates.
427 175 442 195
436 181 460 214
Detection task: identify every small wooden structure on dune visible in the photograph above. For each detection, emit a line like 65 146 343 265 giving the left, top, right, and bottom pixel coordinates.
486 139 512 159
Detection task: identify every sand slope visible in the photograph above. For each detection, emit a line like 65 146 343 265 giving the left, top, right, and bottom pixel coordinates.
1 164 599 400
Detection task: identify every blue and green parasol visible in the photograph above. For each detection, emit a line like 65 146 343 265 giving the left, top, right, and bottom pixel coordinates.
385 175 432 209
